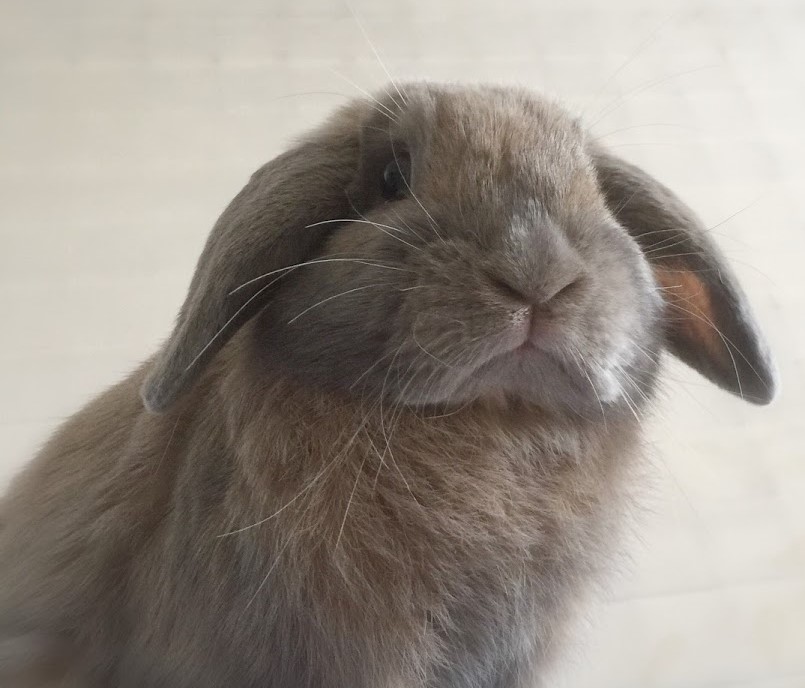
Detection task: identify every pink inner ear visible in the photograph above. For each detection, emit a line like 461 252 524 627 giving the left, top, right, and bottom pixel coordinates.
654 266 725 361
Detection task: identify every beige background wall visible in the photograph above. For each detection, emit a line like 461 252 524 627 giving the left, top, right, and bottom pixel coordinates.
1 0 803 685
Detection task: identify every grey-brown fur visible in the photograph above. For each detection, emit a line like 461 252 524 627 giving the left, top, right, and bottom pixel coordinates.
0 83 776 687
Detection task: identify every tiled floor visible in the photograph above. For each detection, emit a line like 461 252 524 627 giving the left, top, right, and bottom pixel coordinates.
1 1 803 686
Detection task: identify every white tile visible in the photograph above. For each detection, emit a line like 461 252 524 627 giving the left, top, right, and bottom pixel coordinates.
564 581 805 688
0 421 56 494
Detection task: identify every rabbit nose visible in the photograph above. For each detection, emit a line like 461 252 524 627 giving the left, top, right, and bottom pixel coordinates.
487 272 585 348
488 273 584 311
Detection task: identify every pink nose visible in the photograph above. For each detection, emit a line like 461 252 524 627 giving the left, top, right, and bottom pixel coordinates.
490 276 583 350
490 273 582 309
486 271 586 352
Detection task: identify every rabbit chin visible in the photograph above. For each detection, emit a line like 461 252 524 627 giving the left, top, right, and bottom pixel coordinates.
391 339 653 415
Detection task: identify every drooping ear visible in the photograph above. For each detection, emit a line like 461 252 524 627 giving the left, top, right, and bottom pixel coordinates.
141 113 363 413
590 145 777 405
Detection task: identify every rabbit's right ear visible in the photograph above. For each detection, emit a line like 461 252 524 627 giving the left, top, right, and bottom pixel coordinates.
589 144 777 404
141 115 363 413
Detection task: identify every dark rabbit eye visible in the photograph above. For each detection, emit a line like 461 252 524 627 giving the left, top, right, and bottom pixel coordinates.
381 155 411 200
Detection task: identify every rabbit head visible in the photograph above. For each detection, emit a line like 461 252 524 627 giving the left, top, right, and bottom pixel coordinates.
141 83 776 415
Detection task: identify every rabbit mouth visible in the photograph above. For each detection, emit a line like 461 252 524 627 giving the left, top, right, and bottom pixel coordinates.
385 288 658 412
451 331 647 412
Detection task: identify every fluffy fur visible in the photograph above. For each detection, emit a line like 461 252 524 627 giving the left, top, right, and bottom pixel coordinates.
0 83 775 687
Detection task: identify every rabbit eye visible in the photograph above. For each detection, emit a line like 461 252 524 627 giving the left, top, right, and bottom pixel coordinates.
381 155 411 200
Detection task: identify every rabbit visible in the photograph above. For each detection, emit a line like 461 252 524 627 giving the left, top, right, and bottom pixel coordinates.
0 82 776 688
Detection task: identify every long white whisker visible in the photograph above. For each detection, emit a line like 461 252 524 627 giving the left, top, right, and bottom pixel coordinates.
411 326 455 368
587 65 717 130
327 67 400 123
220 420 368 537
614 374 642 422
287 283 386 324
664 301 746 400
217 485 311 536
349 344 403 391
388 206 426 243
643 234 690 255
389 136 444 241
183 280 273 373
354 210 423 252
368 432 389 491
346 3 408 108
307 217 422 252
334 448 368 550
375 345 424 507
566 344 608 429
592 122 699 141
580 12 679 120
230 257 408 295
245 534 294 609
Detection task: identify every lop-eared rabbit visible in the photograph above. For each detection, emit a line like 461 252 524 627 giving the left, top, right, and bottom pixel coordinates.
0 83 776 687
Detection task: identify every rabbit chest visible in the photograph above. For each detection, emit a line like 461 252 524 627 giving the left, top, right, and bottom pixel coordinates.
162 392 640 688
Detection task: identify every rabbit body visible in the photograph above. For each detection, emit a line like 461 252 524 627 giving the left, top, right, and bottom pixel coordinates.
1 332 638 687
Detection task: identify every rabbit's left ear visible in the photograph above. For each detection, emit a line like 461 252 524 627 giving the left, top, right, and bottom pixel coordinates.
141 111 365 414
590 145 777 404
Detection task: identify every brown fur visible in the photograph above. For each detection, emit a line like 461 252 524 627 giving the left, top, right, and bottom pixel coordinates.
0 83 775 687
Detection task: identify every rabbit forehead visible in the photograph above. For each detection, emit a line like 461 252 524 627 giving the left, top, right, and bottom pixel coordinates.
374 83 594 222
399 85 584 174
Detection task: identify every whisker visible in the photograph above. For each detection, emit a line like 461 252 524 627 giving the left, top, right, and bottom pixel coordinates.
592 122 700 141
609 187 642 218
352 335 432 393
580 12 680 120
389 135 444 241
664 301 745 400
618 366 652 405
378 347 422 507
327 67 400 123
334 449 368 550
183 279 273 374
230 256 409 295
325 213 423 252
193 258 395 381
703 195 765 235
630 339 661 364
245 534 294 609
633 228 684 240
220 421 369 537
411 325 455 368
565 343 608 428
218 482 312 537
643 234 690 254
650 250 710 261
617 379 643 422
272 90 351 102
349 346 400 392
598 142 695 149
368 432 389 491
388 206 426 243
287 283 387 324
155 415 182 473
587 65 718 130
346 3 408 108
411 339 470 407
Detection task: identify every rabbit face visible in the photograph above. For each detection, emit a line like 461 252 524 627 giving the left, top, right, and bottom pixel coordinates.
257 85 662 412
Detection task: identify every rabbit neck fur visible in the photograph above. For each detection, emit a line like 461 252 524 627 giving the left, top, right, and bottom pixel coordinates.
154 324 644 687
